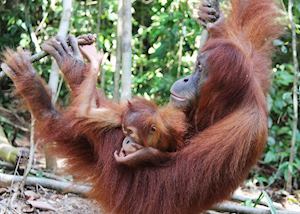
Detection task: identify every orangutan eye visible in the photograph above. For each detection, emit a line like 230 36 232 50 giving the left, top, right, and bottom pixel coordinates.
150 125 156 133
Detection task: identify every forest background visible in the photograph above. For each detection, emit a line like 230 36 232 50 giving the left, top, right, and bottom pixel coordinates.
0 0 299 199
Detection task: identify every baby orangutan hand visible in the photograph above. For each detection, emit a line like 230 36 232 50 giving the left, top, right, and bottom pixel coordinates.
80 44 105 73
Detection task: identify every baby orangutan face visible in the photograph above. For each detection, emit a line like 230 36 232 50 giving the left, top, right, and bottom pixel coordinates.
114 98 185 167
119 114 164 156
120 98 175 154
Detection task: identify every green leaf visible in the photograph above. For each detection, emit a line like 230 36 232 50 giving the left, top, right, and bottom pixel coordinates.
262 191 277 214
264 151 277 163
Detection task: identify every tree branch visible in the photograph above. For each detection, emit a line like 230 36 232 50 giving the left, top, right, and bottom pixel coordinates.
0 36 95 78
213 201 299 214
0 106 29 132
286 0 299 193
0 173 91 195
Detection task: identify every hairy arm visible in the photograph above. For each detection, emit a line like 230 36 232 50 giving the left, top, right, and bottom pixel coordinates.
70 44 122 129
1 49 72 142
2 50 56 120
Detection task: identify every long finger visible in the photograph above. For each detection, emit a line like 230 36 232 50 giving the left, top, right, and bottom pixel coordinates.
56 36 72 55
68 35 82 59
198 6 217 15
41 43 62 64
47 38 67 57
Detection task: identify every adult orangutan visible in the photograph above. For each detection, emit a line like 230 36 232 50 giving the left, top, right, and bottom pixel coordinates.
1 0 283 213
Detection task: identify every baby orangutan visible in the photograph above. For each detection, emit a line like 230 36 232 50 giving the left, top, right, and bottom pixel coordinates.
115 98 186 166
77 44 186 166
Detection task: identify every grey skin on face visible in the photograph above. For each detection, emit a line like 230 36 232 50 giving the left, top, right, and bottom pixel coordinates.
170 52 208 109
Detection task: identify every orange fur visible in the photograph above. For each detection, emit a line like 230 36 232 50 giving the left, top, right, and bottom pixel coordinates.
2 0 284 213
122 98 186 151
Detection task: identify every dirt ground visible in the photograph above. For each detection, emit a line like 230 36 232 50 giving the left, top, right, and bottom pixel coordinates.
0 187 102 214
39 196 101 214
1 184 300 213
0 154 103 214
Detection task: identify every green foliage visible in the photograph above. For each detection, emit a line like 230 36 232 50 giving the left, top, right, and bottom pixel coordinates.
0 0 299 190
254 0 300 187
259 62 300 187
131 0 201 103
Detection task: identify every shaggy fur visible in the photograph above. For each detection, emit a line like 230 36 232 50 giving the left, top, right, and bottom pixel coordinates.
2 0 283 213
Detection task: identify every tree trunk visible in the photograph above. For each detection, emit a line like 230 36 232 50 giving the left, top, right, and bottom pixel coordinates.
96 0 106 90
114 0 123 101
120 0 132 101
286 0 299 193
96 0 102 36
46 0 73 171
